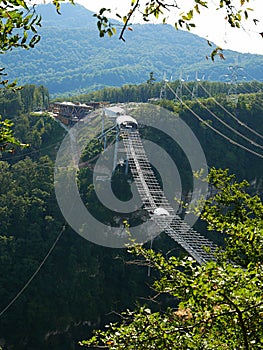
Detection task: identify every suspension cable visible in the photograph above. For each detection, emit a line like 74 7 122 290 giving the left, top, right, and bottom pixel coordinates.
0 224 66 318
198 83 263 140
166 83 263 159
182 83 263 150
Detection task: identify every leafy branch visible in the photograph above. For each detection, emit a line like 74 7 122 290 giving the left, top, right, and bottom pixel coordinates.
0 117 29 153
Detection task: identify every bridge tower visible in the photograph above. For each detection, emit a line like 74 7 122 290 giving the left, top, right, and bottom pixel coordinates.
160 73 169 100
225 58 244 105
176 72 184 102
192 72 202 99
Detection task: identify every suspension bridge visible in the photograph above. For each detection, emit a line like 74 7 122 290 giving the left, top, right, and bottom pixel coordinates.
103 108 219 265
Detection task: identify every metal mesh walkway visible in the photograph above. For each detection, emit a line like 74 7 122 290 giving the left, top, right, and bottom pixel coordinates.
121 130 218 265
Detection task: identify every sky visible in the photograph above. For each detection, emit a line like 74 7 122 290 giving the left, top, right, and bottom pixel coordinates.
75 0 263 55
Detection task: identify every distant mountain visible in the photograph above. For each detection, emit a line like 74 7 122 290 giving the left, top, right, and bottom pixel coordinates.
1 3 263 96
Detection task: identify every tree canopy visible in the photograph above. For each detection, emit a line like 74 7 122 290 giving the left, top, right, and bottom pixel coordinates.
80 168 263 349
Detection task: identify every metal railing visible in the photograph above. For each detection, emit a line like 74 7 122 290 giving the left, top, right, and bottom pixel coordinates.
121 129 218 265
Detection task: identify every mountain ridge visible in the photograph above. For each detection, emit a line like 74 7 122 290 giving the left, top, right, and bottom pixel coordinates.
1 3 262 96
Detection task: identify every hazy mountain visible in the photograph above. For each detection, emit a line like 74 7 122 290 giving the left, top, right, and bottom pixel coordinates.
1 3 263 96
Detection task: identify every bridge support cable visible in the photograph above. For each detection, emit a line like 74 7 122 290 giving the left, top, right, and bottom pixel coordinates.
120 129 218 265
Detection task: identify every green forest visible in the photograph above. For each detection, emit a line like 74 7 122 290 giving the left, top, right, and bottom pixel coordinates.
1 0 262 348
0 80 262 349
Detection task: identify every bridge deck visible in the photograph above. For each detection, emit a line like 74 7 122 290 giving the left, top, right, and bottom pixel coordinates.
121 129 218 265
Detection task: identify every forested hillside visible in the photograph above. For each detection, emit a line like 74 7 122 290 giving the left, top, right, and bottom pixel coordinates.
0 85 157 350
0 82 262 349
1 3 263 96
65 80 263 186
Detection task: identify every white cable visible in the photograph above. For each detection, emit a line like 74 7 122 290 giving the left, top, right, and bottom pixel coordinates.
182 83 263 149
0 137 66 161
166 83 263 159
198 83 263 140
0 224 66 318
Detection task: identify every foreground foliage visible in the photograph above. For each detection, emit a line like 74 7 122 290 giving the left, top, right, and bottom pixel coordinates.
0 117 22 152
81 168 263 349
0 0 256 55
94 0 257 47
